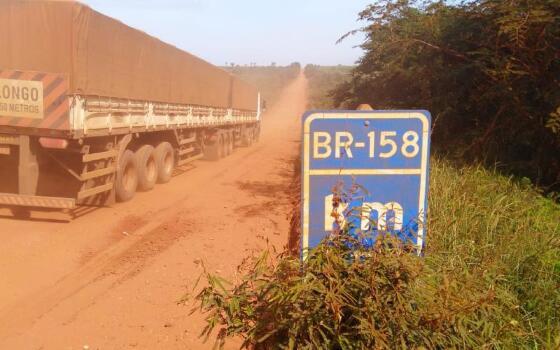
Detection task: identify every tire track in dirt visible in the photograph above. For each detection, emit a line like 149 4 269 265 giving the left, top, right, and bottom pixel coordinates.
0 208 195 339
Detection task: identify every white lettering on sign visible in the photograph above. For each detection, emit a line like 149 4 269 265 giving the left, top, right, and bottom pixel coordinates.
402 131 420 158
313 131 331 159
324 194 348 231
324 194 404 232
361 201 403 231
0 79 44 119
335 131 353 158
312 130 420 159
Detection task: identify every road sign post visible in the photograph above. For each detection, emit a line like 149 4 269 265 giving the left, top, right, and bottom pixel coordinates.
301 110 431 258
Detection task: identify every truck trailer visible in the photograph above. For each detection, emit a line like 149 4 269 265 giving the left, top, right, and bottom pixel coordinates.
0 1 261 215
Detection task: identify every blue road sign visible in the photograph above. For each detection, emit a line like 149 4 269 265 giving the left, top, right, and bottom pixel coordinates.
302 110 431 257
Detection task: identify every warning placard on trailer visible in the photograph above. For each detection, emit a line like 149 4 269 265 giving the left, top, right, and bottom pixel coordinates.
0 78 44 119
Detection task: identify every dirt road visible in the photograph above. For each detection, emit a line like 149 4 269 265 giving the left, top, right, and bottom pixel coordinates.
0 73 307 349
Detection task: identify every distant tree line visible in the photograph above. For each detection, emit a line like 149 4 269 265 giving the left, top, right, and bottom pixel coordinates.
332 0 560 193
224 63 301 106
304 65 353 109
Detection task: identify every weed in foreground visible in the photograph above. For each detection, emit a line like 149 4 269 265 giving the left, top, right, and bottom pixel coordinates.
191 233 532 349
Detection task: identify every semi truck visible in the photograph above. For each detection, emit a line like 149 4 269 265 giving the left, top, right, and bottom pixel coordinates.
0 1 261 216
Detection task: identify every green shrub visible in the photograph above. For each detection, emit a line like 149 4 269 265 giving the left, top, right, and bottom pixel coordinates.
191 159 560 349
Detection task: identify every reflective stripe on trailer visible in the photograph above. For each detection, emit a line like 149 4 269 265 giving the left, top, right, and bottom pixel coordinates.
0 193 76 209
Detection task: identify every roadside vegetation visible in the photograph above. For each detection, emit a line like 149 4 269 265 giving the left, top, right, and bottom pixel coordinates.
224 63 301 108
193 159 560 349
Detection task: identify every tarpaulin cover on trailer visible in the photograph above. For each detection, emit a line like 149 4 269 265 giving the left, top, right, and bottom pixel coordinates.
0 0 258 111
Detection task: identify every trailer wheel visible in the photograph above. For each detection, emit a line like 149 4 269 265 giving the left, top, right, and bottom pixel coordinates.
116 149 138 202
253 126 260 143
224 134 230 156
10 207 31 219
221 133 229 157
154 142 175 184
205 137 221 161
136 145 158 191
249 129 255 145
226 133 233 155
241 129 252 147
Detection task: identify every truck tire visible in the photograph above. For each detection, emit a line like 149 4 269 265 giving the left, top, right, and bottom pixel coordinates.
241 129 252 147
205 137 222 161
224 134 229 156
115 149 138 202
221 134 229 157
226 132 233 155
154 142 175 184
135 145 158 191
10 207 31 219
249 129 255 145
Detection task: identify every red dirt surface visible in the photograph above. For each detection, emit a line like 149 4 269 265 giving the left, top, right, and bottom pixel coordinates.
0 73 308 349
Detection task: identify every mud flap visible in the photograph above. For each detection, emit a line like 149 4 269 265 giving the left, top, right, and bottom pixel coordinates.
17 135 39 195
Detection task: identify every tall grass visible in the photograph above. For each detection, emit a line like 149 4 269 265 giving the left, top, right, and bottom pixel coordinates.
428 158 560 347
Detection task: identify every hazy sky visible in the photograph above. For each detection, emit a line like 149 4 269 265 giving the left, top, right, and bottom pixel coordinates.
82 0 370 66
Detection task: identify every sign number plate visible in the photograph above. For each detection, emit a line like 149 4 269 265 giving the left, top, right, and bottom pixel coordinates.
302 110 431 257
